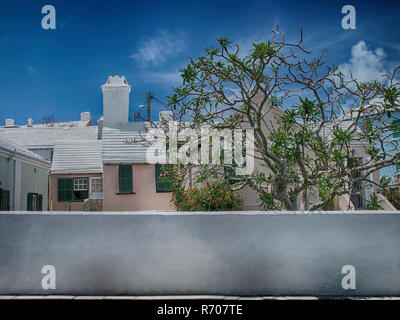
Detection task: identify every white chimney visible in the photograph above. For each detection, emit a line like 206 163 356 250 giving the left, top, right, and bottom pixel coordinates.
97 117 103 140
5 119 14 127
27 118 33 127
101 75 131 125
80 111 91 122
159 111 174 122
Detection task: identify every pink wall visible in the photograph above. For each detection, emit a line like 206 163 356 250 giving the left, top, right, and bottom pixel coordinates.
50 173 102 211
103 164 174 211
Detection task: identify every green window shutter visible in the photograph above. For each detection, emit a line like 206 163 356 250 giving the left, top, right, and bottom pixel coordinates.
119 165 133 193
58 178 73 201
37 194 43 211
0 189 10 211
224 166 236 184
224 160 245 184
155 164 172 193
393 119 400 138
27 193 33 211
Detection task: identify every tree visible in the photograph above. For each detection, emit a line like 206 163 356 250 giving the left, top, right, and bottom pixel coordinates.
41 113 57 127
160 27 400 211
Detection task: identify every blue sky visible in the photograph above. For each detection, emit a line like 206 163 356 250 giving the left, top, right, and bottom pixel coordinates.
0 0 399 124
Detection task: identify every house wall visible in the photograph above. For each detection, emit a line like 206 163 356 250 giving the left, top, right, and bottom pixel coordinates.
237 184 263 210
19 162 49 211
347 112 400 182
0 154 14 209
0 150 49 211
49 173 102 211
235 139 381 211
376 113 400 181
103 164 174 211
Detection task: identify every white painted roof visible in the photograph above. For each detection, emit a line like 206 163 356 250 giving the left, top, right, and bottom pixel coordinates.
0 126 98 149
51 140 103 174
102 123 154 164
16 120 91 128
311 121 363 141
0 135 50 165
340 97 400 121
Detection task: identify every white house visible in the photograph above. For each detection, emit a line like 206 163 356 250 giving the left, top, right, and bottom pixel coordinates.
0 135 50 211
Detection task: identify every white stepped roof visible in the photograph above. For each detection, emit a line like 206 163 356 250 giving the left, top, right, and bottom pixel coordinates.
51 140 103 174
340 97 400 121
102 123 155 164
0 126 98 149
312 120 362 139
16 120 91 128
0 135 50 165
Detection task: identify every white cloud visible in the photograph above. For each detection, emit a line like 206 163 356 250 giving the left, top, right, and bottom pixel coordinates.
140 70 182 85
339 40 388 83
27 65 39 76
130 30 186 67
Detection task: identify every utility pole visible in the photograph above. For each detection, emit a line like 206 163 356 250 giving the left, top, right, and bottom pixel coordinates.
146 91 153 122
134 91 160 122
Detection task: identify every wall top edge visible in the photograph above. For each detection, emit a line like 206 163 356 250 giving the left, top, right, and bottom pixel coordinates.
0 210 398 216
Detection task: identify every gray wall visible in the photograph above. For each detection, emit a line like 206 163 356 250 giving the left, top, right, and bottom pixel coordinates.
0 211 399 296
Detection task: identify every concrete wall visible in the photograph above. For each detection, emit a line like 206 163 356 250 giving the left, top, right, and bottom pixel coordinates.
0 211 399 296
103 164 174 211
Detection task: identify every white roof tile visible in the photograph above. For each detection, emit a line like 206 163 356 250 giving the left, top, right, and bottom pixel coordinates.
102 123 154 164
0 126 98 149
0 135 50 164
16 120 91 128
51 140 103 174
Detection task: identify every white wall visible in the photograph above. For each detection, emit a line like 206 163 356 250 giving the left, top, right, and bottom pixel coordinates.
19 162 49 210
0 155 14 209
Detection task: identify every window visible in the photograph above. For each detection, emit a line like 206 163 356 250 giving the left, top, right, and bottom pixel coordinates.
73 178 89 201
392 119 400 138
0 189 10 211
58 178 88 202
348 157 364 209
155 164 172 192
58 178 73 201
74 178 88 190
27 193 43 211
224 160 246 185
90 177 103 199
119 165 133 193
